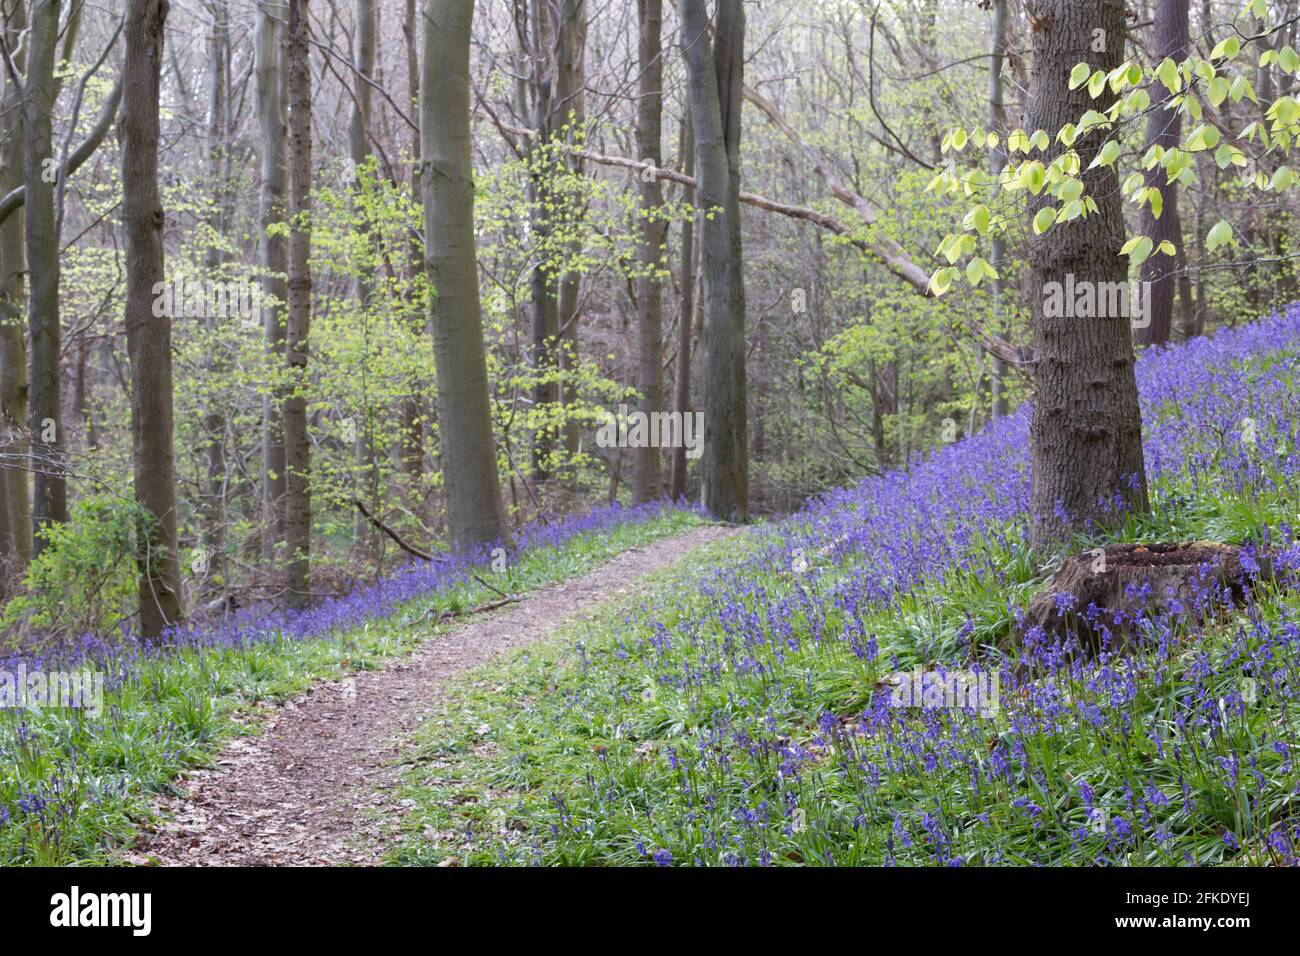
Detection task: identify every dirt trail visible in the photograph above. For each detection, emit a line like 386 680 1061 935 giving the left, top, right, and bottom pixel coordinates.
131 525 739 866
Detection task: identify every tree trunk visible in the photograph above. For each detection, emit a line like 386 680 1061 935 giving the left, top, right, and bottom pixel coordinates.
526 0 558 481
987 0 1009 419
256 0 288 561
284 0 312 608
26 0 65 553
557 0 585 463
122 0 183 637
1024 0 1149 549
422 0 509 549
0 0 31 586
669 114 696 501
1135 0 1189 347
399 0 425 507
350 0 378 556
202 0 230 582
681 0 748 521
633 0 667 502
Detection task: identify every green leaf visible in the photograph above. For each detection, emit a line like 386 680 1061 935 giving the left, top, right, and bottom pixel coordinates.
1186 124 1221 151
1057 177 1084 202
1208 76 1230 107
1090 140 1121 168
1206 219 1234 251
1057 199 1084 222
1069 62 1092 90
928 267 956 295
1210 36 1241 61
1145 187 1163 219
1121 235 1155 265
1032 207 1057 235
1156 57 1181 92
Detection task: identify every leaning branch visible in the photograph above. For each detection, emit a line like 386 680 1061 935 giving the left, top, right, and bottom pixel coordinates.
484 106 1032 368
0 70 125 228
353 498 433 561
353 499 513 601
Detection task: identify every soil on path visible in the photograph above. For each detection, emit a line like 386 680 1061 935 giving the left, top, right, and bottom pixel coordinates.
131 524 739 866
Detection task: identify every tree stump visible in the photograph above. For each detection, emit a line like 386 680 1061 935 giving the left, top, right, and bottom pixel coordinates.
1019 542 1273 654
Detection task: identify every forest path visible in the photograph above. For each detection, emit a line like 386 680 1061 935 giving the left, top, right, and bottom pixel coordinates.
129 524 740 866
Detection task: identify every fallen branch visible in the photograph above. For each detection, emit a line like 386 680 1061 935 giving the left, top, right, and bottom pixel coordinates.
426 595 520 625
352 499 512 600
354 498 434 561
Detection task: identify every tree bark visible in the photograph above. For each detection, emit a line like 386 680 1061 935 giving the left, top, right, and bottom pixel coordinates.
25 0 65 553
987 0 1010 419
556 0 585 463
350 0 378 555
633 0 667 502
284 0 312 608
0 0 31 586
122 0 184 637
202 0 230 581
681 0 747 521
399 0 425 506
1135 0 1190 347
256 0 288 561
669 114 696 501
525 0 558 480
422 0 508 549
1024 0 1149 549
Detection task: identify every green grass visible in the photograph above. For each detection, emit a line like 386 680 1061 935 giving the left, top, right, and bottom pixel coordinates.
0 507 705 866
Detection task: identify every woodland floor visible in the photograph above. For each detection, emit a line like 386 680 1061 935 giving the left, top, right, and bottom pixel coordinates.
125 525 740 866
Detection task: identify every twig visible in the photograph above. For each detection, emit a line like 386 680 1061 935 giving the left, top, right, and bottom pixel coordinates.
353 498 512 600
427 595 520 625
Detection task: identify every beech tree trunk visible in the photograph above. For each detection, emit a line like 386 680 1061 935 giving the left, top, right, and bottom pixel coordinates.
399 0 426 506
633 0 667 502
526 0 558 480
669 115 696 501
422 0 509 549
1135 0 1190 347
26 0 65 553
350 0 378 555
681 0 748 521
284 0 313 608
202 0 230 581
987 0 1009 419
556 0 585 463
256 0 288 560
122 0 183 637
1024 0 1149 548
0 0 31 585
